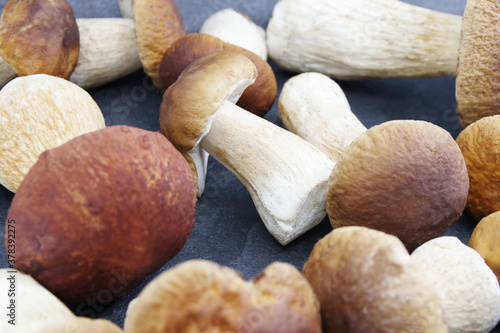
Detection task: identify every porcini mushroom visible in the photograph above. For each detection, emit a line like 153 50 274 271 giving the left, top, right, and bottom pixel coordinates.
6 125 197 303
200 8 268 60
412 236 500 333
160 52 333 245
124 260 322 332
0 74 105 192
267 0 462 79
469 211 500 283
302 226 448 332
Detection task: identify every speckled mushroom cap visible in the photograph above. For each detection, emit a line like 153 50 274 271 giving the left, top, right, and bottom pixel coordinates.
7 125 197 303
0 0 79 78
38 318 123 333
469 211 500 283
302 226 448 333
456 115 500 220
160 51 258 185
326 120 469 251
133 0 185 88
158 33 277 117
456 0 500 128
123 260 322 333
412 236 500 333
0 74 105 192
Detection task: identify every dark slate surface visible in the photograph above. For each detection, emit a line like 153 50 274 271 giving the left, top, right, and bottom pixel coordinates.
0 0 498 331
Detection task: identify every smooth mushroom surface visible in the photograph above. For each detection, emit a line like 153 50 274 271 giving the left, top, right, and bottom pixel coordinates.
6 125 197 303
412 236 500 333
0 74 105 192
469 211 500 284
302 226 448 332
0 0 79 78
124 260 322 333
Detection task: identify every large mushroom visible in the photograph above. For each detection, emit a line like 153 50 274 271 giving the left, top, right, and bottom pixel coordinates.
160 52 333 245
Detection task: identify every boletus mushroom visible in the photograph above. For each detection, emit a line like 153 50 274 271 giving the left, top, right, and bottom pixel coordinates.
160 52 333 245
302 226 448 332
5 125 197 303
0 74 105 192
412 236 500 333
123 260 322 332
469 211 500 283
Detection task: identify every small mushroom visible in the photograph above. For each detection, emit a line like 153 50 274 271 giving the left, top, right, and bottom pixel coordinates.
455 115 500 220
200 8 268 60
0 269 75 333
267 0 462 79
6 125 197 303
158 33 277 117
412 236 500 333
38 318 123 333
302 226 448 332
0 74 105 192
469 211 500 284
123 260 322 332
160 52 333 245
0 0 79 79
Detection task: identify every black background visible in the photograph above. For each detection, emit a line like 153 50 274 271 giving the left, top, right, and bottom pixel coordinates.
1 0 498 331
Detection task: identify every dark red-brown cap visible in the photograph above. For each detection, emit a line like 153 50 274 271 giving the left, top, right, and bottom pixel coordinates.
158 33 277 117
0 0 79 79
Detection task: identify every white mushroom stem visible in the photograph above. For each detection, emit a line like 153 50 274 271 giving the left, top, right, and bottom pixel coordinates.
200 100 334 245
200 8 268 61
267 0 462 79
0 18 141 90
279 72 366 161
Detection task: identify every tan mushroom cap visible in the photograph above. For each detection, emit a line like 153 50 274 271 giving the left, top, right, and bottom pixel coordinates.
133 0 186 88
327 120 469 251
456 115 500 220
0 74 105 192
456 0 500 128
302 226 448 332
0 0 79 79
158 33 277 117
38 318 123 333
469 211 500 283
124 260 322 332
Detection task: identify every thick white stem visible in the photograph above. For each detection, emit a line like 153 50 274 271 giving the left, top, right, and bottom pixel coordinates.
267 0 462 79
200 101 334 245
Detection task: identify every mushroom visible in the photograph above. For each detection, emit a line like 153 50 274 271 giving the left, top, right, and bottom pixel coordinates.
266 0 462 79
38 318 123 333
302 226 448 332
158 33 277 117
200 8 268 60
456 0 500 127
160 52 333 245
124 260 322 332
455 115 500 220
6 125 197 303
0 74 105 192
412 236 500 333
469 211 500 283
280 73 469 251
0 269 75 333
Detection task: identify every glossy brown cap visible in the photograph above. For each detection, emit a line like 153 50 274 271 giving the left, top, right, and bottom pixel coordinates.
302 226 448 333
158 33 277 117
456 0 500 127
124 260 322 332
0 0 79 78
133 0 185 88
456 115 500 220
6 125 197 303
327 120 469 251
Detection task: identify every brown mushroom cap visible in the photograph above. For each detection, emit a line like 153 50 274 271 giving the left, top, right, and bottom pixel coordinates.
6 125 197 303
0 0 79 78
326 120 469 251
124 260 322 332
456 0 500 128
302 226 448 333
456 115 500 220
158 33 277 117
133 0 185 88
39 318 123 333
469 211 500 283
